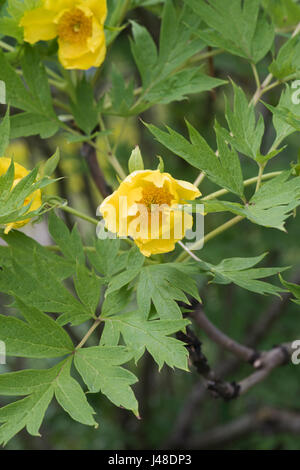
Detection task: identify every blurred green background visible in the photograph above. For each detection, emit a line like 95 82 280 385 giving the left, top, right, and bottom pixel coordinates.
1 2 300 451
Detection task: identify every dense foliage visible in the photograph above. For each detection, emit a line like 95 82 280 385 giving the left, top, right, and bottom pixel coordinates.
0 0 300 450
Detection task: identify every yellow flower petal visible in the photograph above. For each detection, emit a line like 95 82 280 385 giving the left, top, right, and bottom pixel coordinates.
58 22 106 69
99 168 202 257
135 238 176 257
175 179 201 202
0 157 28 179
85 0 107 24
45 0 75 13
20 8 57 44
20 0 107 70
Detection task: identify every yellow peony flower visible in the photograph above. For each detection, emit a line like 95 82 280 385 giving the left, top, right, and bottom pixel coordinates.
20 0 107 70
100 170 201 257
0 158 42 234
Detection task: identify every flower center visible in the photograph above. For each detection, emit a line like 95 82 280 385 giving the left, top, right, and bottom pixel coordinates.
140 184 173 210
57 8 93 43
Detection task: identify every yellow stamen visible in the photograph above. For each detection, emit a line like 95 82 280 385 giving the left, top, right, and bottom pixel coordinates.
57 8 93 43
139 184 173 210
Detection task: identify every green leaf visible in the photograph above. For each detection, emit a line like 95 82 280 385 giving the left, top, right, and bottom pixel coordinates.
0 298 73 358
48 211 85 265
0 358 69 444
105 246 145 296
102 285 133 317
129 3 221 109
0 161 55 227
21 45 56 116
198 172 300 231
70 77 98 135
7 0 41 24
43 148 60 177
280 275 300 305
74 264 103 315
87 238 127 280
0 355 97 443
0 362 65 397
214 121 244 197
0 253 92 326
0 17 23 41
107 65 135 115
145 120 244 197
0 50 37 111
262 0 300 29
0 388 53 444
146 68 226 105
189 0 274 63
9 111 59 139
1 229 75 280
195 253 287 296
64 130 111 144
0 49 59 138
74 346 139 416
0 215 110 326
100 247 144 317
130 21 158 88
54 357 97 427
101 311 190 371
154 1 204 80
136 263 200 320
269 36 300 80
265 85 300 148
222 82 265 162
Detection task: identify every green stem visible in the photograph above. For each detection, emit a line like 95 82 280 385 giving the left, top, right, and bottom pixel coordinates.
251 62 260 90
193 172 206 187
193 48 224 62
92 0 131 87
0 41 14 52
53 98 71 113
176 216 244 263
60 205 99 226
46 245 96 253
251 72 273 106
75 319 102 350
202 171 282 202
204 215 244 243
255 163 266 193
98 115 127 179
58 204 134 246
106 0 131 48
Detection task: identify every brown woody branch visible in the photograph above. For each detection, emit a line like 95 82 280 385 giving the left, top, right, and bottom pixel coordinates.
81 142 112 199
165 280 300 449
187 406 300 449
206 343 292 400
188 307 293 399
190 307 258 363
178 324 292 400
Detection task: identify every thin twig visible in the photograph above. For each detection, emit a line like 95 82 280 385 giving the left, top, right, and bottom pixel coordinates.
75 319 102 350
190 308 256 363
187 406 300 449
81 142 113 199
